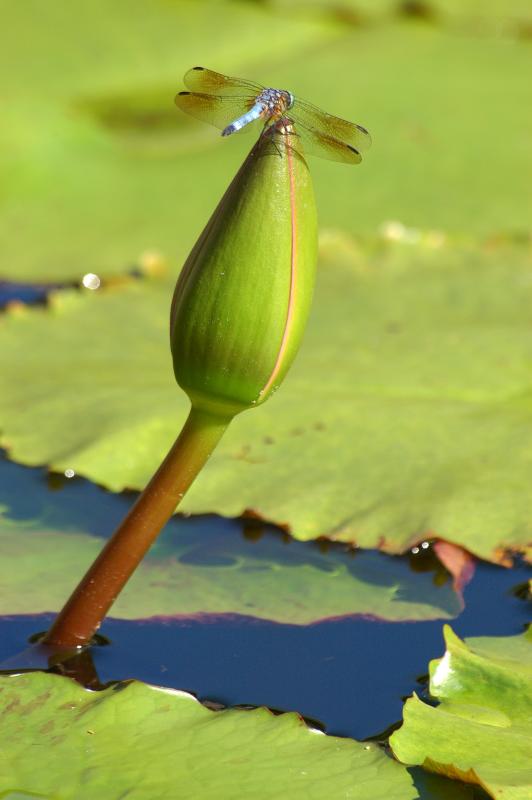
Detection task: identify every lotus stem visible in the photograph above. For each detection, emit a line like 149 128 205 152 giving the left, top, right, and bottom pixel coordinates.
42 406 230 648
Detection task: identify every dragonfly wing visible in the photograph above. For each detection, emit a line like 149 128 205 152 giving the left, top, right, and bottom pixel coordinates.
286 121 362 164
175 92 256 131
292 97 372 153
183 66 264 97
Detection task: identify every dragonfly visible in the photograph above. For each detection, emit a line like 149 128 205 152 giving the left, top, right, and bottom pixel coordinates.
175 67 371 165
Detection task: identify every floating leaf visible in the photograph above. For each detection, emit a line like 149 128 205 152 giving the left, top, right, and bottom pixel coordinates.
245 20 531 244
0 671 417 799
0 508 463 623
390 626 532 799
1 5 531 281
0 0 327 282
281 0 532 34
1 243 531 563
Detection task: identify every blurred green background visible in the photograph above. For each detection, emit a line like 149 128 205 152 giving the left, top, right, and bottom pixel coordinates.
2 0 530 282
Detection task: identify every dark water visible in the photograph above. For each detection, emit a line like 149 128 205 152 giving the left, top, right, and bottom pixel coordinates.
0 280 69 308
0 455 529 741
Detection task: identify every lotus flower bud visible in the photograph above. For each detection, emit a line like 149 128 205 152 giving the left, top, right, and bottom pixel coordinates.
170 126 317 418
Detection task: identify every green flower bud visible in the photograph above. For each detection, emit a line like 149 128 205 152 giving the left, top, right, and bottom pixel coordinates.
170 127 318 418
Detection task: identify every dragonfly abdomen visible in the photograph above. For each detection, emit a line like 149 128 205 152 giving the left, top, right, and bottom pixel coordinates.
222 102 265 137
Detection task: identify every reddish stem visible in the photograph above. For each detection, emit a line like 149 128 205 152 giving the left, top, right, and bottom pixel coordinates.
43 406 230 649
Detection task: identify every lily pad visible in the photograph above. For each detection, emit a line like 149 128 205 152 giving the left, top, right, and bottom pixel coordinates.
0 671 417 799
0 506 463 623
390 626 532 799
2 6 531 281
0 0 328 282
284 0 532 33
1 242 532 563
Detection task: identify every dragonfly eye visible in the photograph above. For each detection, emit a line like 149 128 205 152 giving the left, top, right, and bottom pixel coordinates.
283 91 295 110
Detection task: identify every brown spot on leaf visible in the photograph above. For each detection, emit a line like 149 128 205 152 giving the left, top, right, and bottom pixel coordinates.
40 719 55 734
290 427 305 437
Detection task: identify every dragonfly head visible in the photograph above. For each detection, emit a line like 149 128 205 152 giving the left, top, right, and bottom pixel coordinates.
259 88 294 118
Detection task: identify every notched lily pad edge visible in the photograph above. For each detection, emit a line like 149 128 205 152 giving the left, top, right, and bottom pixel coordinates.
389 623 532 799
195 503 530 568
0 663 500 800
1 436 529 568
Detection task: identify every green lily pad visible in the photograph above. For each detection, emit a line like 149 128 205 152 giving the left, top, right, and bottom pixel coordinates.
390 626 532 799
0 671 417 799
283 0 532 32
1 242 532 563
2 6 531 282
275 21 531 243
0 509 463 622
0 0 328 282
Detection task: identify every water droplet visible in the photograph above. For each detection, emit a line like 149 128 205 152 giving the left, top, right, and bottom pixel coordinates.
421 540 430 550
64 468 75 479
82 273 101 290
411 545 420 555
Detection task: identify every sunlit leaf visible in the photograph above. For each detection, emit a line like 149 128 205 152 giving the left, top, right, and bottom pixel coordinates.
220 19 532 245
390 626 532 799
278 0 532 35
0 486 463 622
0 671 417 799
1 4 531 281
1 243 531 563
0 0 328 282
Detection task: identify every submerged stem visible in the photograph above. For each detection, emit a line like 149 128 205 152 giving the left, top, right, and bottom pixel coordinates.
43 406 230 649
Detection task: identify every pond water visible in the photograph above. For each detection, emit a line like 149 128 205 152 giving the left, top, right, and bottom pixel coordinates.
0 279 71 308
0 453 529 742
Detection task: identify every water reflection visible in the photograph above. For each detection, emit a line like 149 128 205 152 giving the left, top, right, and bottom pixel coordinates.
0 454 465 624
0 453 529 741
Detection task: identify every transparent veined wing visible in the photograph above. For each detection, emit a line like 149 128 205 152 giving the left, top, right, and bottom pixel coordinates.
183 66 264 97
290 121 362 164
291 97 372 154
264 120 361 165
175 92 257 131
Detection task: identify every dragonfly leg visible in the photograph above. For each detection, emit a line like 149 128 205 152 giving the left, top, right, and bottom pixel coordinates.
260 121 283 158
274 122 306 160
261 118 301 159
